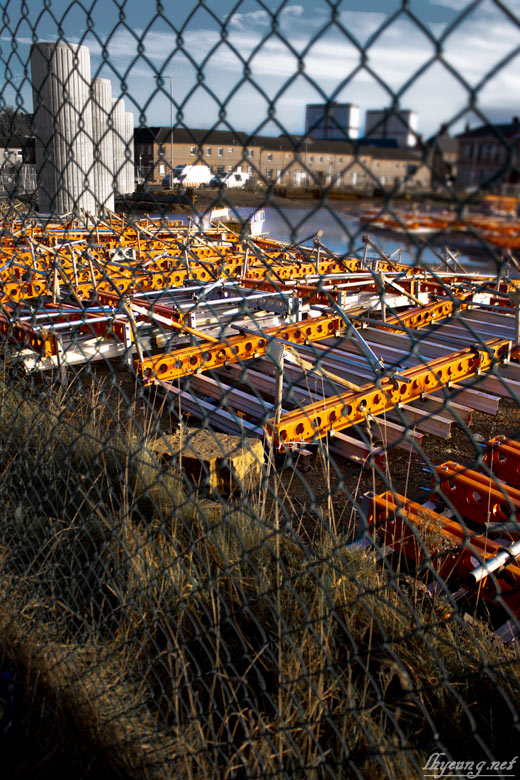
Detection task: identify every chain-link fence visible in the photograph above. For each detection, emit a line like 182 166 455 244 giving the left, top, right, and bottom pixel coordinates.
0 2 520 778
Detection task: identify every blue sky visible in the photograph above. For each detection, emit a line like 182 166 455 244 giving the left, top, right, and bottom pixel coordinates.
1 0 519 138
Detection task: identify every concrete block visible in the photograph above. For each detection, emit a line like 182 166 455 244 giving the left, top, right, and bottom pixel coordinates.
149 428 264 496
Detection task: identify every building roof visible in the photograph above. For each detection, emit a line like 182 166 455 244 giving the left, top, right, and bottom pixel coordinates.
456 120 520 140
134 126 250 146
425 132 459 154
134 126 425 161
359 138 400 149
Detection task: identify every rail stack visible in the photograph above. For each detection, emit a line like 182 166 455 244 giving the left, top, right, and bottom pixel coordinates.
0 210 518 465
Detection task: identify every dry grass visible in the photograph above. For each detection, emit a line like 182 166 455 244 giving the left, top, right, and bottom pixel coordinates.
0 372 519 779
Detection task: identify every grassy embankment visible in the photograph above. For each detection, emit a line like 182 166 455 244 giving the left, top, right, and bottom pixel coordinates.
0 371 518 779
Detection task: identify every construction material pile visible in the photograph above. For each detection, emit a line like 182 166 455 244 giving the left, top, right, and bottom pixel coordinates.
0 209 519 462
364 436 520 642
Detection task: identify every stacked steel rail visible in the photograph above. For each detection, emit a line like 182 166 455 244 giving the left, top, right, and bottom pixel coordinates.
0 210 519 464
364 436 520 641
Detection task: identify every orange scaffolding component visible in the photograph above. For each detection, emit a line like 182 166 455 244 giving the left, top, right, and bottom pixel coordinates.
0 313 58 357
435 460 520 529
136 314 345 384
368 491 520 613
484 437 520 489
378 295 470 332
268 338 510 447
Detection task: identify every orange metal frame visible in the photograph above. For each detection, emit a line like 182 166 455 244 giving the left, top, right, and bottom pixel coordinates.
136 314 344 384
368 491 520 613
379 295 470 332
484 437 520 489
435 460 520 528
268 338 510 447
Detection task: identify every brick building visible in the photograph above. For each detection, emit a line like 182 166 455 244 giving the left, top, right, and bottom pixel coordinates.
134 127 431 192
456 118 520 194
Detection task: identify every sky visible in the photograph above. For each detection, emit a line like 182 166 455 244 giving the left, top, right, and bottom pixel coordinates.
1 0 519 139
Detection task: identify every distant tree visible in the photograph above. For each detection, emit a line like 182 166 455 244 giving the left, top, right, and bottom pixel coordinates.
0 106 31 139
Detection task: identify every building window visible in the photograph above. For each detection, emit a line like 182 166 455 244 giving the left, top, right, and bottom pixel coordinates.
218 147 223 156
327 155 331 161
248 165 253 174
319 156 323 163
159 145 166 155
286 153 290 158
338 157 343 163
481 144 488 161
248 149 254 158
489 143 497 160
309 155 314 163
206 147 212 156
266 169 273 179
190 146 196 156
228 148 233 153
267 153 273 161
228 165 233 171
464 144 471 160
159 164 165 175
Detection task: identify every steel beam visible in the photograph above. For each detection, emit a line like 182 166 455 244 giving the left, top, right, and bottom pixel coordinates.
435 460 520 528
267 339 511 447
484 437 520 488
368 491 520 614
136 314 345 384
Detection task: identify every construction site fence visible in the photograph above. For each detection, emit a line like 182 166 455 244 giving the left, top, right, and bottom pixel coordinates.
0 2 520 779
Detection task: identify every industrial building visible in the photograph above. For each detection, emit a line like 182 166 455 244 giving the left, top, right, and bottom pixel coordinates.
305 103 359 141
365 109 418 148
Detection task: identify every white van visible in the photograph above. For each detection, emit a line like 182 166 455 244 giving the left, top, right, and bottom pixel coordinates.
162 164 213 189
210 170 250 189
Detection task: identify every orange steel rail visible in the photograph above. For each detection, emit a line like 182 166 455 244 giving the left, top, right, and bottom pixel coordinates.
267 338 510 447
377 295 470 332
368 491 520 614
136 314 344 384
0 304 129 357
484 436 520 488
435 460 520 529
0 312 59 357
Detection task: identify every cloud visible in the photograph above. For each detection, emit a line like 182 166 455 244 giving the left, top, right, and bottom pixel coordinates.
432 0 475 9
338 10 387 45
3 0 520 139
228 10 269 30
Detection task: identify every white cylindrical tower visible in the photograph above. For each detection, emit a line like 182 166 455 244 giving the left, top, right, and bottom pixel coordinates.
91 78 115 212
111 97 126 196
124 111 134 194
30 41 95 215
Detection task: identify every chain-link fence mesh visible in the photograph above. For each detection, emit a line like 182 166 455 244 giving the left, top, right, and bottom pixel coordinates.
0 2 520 778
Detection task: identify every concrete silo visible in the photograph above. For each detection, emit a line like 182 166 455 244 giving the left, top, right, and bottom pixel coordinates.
111 97 126 196
91 78 115 212
124 111 135 194
30 41 96 215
